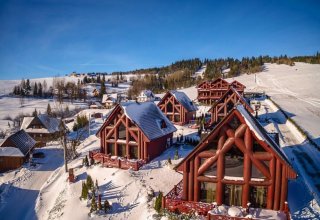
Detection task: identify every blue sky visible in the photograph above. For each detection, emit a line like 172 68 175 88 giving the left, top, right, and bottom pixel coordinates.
0 0 319 80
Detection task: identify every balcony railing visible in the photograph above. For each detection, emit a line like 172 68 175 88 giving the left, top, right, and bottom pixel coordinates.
89 150 145 171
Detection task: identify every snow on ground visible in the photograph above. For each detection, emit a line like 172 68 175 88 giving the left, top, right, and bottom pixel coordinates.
0 96 87 132
256 98 320 218
0 144 64 220
35 125 198 220
226 62 320 145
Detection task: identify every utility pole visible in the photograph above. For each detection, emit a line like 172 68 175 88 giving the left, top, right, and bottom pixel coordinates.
63 130 68 173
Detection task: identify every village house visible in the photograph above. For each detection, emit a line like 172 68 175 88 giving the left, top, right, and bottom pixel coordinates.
0 130 36 172
136 90 155 102
101 93 117 109
208 86 254 126
91 102 176 170
92 88 100 97
163 105 296 218
197 78 246 105
158 90 197 125
20 114 63 145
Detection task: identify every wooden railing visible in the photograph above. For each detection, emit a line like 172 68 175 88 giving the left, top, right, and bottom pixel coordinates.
89 150 145 171
163 180 214 216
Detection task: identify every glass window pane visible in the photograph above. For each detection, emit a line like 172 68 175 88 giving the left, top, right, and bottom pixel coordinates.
130 146 138 159
224 184 242 206
118 144 126 157
200 182 216 203
225 145 244 177
118 123 126 140
249 186 267 208
107 143 115 155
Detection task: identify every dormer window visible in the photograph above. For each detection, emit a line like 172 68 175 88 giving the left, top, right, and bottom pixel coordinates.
160 119 167 129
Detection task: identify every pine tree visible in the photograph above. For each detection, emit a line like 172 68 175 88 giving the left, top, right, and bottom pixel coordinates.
80 181 88 200
26 79 31 95
47 103 52 116
174 149 179 160
84 155 89 167
100 81 106 97
33 82 38 96
38 83 43 97
167 157 172 165
32 108 38 117
86 174 93 190
154 191 163 213
90 195 97 213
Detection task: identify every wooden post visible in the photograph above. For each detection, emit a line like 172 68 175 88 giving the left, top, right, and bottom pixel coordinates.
126 117 130 159
274 160 282 210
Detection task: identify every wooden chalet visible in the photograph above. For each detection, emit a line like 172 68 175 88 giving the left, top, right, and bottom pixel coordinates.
137 90 155 102
208 87 254 126
0 130 36 172
21 114 63 145
197 78 246 105
102 94 117 109
158 90 197 125
163 105 296 216
95 102 176 164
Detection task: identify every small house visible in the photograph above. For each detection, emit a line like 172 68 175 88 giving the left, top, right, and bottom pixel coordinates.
158 90 197 125
137 90 155 102
0 130 36 172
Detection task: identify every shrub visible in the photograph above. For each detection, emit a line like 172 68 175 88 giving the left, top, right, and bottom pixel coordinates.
86 175 93 190
154 191 163 213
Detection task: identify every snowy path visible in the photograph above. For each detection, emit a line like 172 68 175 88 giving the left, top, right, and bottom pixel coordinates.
258 99 320 215
0 146 64 220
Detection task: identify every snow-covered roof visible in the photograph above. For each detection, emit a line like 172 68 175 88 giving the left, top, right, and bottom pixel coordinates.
138 90 154 98
236 105 291 166
21 114 61 134
0 130 36 156
170 90 198 112
122 102 177 141
0 147 24 157
102 94 117 103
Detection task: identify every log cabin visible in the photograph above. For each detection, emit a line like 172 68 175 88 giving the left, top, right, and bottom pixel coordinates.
164 105 296 215
0 130 36 172
197 78 246 105
21 114 63 146
157 90 197 125
208 87 254 126
96 102 176 162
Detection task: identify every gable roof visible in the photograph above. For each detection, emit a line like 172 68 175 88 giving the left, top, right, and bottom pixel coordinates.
197 78 230 89
138 90 154 98
175 105 295 173
102 94 117 103
166 90 198 112
98 102 177 141
21 114 61 134
1 130 36 156
208 87 253 113
231 80 246 89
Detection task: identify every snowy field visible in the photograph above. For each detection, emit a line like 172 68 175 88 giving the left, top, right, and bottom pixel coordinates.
0 62 320 219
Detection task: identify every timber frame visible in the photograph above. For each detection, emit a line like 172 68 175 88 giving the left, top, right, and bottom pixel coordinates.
158 91 196 125
208 87 254 126
97 104 173 162
197 78 246 105
172 106 296 212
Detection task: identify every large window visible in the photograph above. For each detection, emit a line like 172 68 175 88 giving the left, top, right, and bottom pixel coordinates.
174 115 180 122
224 184 242 206
118 144 126 157
130 146 138 159
167 102 173 113
200 182 216 203
225 145 244 177
107 143 115 155
249 186 267 208
118 123 126 140
251 161 269 179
